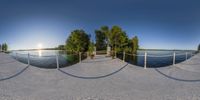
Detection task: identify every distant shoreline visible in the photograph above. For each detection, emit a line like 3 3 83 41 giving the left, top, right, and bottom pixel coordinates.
138 49 196 51
10 48 196 51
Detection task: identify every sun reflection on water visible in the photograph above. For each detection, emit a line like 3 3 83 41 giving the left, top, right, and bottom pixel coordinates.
38 50 42 57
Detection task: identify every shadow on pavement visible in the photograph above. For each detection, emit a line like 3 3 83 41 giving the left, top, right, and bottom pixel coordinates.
58 63 128 79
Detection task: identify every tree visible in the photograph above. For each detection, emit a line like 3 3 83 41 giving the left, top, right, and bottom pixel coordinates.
57 45 65 50
65 29 90 52
2 43 8 52
132 36 139 53
95 30 106 50
198 44 200 51
96 25 130 53
88 41 95 53
100 26 111 46
110 26 128 52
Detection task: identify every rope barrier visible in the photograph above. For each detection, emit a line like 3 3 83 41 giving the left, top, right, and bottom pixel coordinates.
147 55 173 57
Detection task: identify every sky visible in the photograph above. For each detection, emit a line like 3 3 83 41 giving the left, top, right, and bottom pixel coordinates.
0 0 200 50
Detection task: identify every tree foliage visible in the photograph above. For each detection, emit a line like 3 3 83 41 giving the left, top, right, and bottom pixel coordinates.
57 45 65 50
2 43 8 51
110 26 128 52
66 26 139 55
65 29 90 52
198 44 200 51
132 36 139 53
88 41 95 55
95 26 130 52
95 30 106 50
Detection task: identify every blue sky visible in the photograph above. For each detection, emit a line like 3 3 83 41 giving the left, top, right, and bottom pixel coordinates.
0 0 200 50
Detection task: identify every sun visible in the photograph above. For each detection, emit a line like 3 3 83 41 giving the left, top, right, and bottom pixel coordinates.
37 43 43 49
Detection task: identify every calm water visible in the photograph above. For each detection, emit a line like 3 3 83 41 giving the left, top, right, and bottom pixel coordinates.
10 50 196 68
10 50 86 68
117 50 196 68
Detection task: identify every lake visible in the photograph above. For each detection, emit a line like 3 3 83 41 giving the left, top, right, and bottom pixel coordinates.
10 50 85 68
10 50 196 68
117 50 196 68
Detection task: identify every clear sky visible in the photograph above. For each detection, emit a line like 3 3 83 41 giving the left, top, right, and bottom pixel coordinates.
0 0 199 50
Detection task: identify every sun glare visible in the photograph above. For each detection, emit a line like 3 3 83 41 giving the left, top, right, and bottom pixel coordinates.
37 43 43 49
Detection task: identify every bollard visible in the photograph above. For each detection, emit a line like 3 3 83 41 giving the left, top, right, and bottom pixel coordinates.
28 53 30 66
173 52 176 65
186 52 188 60
79 52 81 63
123 51 125 62
56 54 59 69
144 52 147 69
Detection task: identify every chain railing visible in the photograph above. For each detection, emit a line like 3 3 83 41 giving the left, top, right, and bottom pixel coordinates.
11 51 87 69
116 51 197 69
10 50 197 69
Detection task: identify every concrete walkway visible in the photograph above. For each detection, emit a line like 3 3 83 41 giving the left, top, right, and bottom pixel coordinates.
0 53 200 100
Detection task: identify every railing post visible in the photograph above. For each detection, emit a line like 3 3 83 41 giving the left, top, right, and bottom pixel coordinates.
28 53 30 66
115 50 117 58
185 52 188 60
87 52 89 58
123 51 125 62
144 52 147 69
173 52 176 65
56 54 59 69
79 52 81 63
16 53 18 60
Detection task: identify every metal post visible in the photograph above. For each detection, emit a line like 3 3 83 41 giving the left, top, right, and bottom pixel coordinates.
79 52 81 63
94 46 96 56
56 54 59 69
87 52 89 58
28 53 30 66
115 50 117 58
173 52 176 65
16 53 18 60
185 52 188 60
144 52 147 69
123 51 125 62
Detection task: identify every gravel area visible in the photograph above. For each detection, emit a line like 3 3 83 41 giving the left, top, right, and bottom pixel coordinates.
0 53 200 100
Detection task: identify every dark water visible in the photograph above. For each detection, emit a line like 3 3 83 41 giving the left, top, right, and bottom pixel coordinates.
10 50 196 68
10 50 86 69
117 50 196 68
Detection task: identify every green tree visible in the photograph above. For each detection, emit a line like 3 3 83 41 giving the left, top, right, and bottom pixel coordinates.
110 26 128 52
57 45 65 50
0 44 1 51
95 30 106 50
132 36 139 53
65 29 90 52
100 26 111 46
2 43 8 51
198 44 200 51
96 25 129 53
88 41 95 55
